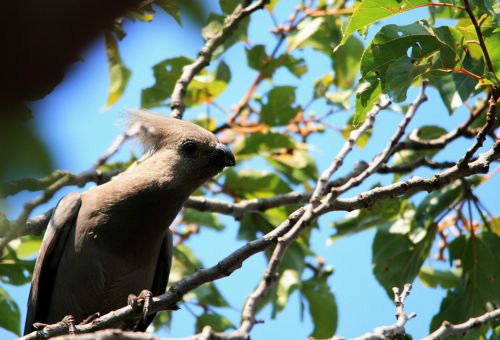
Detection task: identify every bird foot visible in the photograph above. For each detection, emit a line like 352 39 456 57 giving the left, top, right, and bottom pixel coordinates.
80 312 100 325
128 289 154 320
62 315 77 335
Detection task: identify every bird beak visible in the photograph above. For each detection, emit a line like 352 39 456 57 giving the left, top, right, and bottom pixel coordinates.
215 143 236 167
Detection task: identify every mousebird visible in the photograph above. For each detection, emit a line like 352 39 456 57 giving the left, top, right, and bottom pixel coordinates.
24 111 235 334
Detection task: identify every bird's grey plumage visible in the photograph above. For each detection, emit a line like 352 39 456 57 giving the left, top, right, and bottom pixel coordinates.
24 111 235 334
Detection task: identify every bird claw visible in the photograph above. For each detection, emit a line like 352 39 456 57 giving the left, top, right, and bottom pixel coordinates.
128 289 154 320
62 315 77 335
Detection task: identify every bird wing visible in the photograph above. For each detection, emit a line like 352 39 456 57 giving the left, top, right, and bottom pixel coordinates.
134 229 173 332
24 192 82 335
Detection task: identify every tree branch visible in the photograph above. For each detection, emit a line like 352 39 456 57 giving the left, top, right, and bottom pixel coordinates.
354 283 416 340
310 95 390 204
328 80 428 198
170 0 268 120
423 308 500 340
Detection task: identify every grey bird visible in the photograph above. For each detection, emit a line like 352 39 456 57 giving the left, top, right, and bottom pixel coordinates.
24 111 235 334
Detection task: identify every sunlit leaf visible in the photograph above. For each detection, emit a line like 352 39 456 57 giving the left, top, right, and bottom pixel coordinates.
339 0 458 47
419 267 461 289
104 32 131 109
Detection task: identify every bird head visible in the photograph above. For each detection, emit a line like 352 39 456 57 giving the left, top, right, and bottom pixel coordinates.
128 110 235 190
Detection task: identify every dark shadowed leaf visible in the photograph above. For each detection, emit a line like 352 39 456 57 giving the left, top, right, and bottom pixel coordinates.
333 36 364 89
373 221 437 297
0 286 20 335
182 209 224 230
301 271 337 338
233 132 296 158
354 75 382 126
141 57 192 108
191 282 230 307
156 0 182 25
430 233 500 336
261 86 298 126
202 13 249 57
330 198 406 240
386 57 429 102
196 312 235 332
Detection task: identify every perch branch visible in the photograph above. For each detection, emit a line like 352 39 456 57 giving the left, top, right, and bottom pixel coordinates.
423 307 500 340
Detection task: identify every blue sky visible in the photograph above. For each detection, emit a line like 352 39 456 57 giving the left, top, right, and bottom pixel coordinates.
3 1 498 339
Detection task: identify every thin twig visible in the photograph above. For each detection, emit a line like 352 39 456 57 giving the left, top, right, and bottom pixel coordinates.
353 283 416 340
309 95 389 204
170 0 268 120
463 0 495 75
328 80 428 198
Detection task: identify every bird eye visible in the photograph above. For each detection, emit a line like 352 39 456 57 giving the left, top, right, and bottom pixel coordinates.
182 141 197 154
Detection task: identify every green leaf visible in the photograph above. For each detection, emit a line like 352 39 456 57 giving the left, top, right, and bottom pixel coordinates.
386 57 430 102
287 16 341 54
314 74 334 99
372 222 437 297
272 243 306 314
419 267 461 289
182 209 224 231
325 90 353 110
0 119 53 180
156 0 182 25
261 86 298 126
431 233 500 334
141 57 192 108
287 17 325 52
170 244 201 284
224 169 292 199
104 32 131 109
195 312 235 332
245 45 306 78
237 212 274 241
0 286 20 335
361 21 465 78
184 61 231 107
202 13 249 57
341 114 372 147
266 149 318 184
354 75 382 126
12 236 42 259
339 0 459 47
0 258 35 286
429 54 484 113
233 132 295 158
301 274 338 338
330 198 405 240
333 36 364 89
191 282 230 307
219 0 239 14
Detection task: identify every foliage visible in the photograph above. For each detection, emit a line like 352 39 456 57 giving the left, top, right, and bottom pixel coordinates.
0 0 499 338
